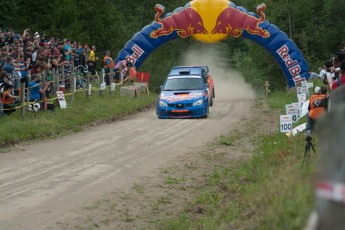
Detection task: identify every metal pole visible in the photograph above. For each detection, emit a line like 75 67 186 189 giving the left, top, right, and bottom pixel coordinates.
20 81 25 119
99 69 105 96
86 72 91 100
26 71 31 110
61 66 65 92
70 55 75 102
42 70 47 110
110 68 115 94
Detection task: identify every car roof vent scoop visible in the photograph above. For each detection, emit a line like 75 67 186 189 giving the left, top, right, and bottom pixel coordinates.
179 70 190 74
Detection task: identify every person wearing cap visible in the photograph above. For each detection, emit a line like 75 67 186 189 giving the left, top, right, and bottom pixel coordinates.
306 86 327 134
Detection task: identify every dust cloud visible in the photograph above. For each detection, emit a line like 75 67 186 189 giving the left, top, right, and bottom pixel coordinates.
178 46 256 101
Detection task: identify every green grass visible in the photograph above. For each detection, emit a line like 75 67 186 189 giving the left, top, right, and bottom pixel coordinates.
157 91 316 230
0 86 157 148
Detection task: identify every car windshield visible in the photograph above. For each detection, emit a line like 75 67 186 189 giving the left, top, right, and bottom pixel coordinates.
163 77 204 91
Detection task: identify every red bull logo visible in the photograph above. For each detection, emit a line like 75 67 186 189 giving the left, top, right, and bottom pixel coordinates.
211 3 270 38
150 2 270 42
150 5 208 39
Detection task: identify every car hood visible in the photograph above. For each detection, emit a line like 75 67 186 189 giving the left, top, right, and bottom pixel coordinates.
159 90 204 103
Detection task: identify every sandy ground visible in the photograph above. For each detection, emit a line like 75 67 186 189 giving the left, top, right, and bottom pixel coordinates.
0 98 255 230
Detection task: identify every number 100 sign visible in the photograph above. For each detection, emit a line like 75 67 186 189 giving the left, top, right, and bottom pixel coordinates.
280 115 292 133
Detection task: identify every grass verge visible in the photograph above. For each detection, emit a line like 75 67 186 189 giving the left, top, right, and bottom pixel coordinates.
0 87 157 149
158 91 317 230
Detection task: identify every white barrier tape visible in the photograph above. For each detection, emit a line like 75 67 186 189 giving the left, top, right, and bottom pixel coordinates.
316 181 345 204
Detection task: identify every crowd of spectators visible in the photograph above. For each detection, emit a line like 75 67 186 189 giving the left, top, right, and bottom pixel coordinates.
0 27 98 115
306 47 345 134
0 28 97 82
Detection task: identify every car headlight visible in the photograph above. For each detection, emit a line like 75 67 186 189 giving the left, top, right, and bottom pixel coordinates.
192 99 203 106
159 100 168 107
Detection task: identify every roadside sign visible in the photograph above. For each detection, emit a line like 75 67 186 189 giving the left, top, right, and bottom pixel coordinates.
286 104 299 123
280 115 292 133
56 91 67 109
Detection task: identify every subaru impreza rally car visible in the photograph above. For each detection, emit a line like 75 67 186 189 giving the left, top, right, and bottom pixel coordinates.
156 66 215 118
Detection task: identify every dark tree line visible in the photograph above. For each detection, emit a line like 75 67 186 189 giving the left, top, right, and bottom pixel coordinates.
1 0 344 90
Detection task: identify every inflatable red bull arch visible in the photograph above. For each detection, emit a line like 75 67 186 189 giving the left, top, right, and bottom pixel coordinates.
116 0 309 88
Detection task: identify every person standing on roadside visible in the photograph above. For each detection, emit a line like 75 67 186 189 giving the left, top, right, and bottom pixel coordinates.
88 46 96 75
103 51 115 86
129 65 137 85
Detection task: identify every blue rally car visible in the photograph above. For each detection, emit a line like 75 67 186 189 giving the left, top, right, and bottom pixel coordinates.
156 66 215 118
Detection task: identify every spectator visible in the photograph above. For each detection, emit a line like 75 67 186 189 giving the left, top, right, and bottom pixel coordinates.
116 60 127 85
51 54 67 71
103 50 115 86
322 59 333 89
28 74 48 102
74 43 83 67
84 43 91 62
306 86 327 134
0 71 12 85
3 56 15 75
1 83 19 115
129 65 137 85
330 59 345 91
31 47 38 65
13 54 27 86
89 46 96 62
64 39 72 62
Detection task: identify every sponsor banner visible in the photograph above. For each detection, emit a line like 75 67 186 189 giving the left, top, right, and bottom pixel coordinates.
56 91 67 109
286 104 299 123
111 83 116 91
307 82 314 89
280 115 292 133
286 122 307 137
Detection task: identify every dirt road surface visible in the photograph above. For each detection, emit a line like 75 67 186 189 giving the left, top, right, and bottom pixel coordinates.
0 99 252 230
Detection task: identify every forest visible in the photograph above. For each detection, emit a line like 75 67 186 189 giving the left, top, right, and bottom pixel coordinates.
1 0 344 91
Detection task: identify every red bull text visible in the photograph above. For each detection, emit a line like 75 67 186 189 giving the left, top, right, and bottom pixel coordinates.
125 44 144 65
277 45 304 84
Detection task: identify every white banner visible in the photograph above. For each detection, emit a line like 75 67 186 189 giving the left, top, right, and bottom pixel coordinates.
307 83 314 89
111 83 116 91
100 82 106 90
56 91 67 109
286 122 307 137
88 83 92 95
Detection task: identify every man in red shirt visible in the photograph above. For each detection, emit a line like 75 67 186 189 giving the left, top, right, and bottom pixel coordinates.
331 60 345 91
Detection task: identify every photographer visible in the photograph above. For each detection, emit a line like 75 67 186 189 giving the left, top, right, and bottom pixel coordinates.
306 86 328 135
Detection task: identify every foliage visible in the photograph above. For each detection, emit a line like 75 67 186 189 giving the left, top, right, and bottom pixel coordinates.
1 0 344 91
